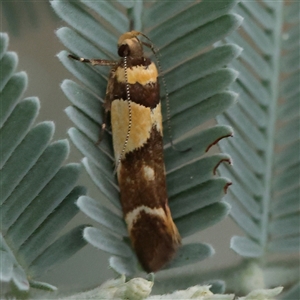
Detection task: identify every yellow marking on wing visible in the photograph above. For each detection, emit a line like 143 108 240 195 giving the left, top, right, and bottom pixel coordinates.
116 62 158 85
111 100 152 160
111 100 163 176
164 204 181 245
151 103 163 135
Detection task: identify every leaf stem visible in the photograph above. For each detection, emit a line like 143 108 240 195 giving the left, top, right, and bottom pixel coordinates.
260 1 284 254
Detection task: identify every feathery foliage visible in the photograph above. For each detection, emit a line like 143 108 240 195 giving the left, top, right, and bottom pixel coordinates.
0 32 87 294
1 0 297 298
52 0 241 283
215 0 300 296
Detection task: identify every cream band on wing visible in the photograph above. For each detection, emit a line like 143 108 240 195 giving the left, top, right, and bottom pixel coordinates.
115 62 158 85
151 102 163 134
125 205 166 232
111 101 163 160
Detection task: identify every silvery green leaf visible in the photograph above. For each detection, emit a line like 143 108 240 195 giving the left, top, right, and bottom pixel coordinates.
28 225 87 277
217 4 299 280
77 196 127 237
0 32 86 292
230 236 263 257
109 256 137 277
83 227 132 258
164 243 215 270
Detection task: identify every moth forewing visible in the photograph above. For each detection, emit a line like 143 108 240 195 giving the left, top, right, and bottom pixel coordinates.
70 31 181 272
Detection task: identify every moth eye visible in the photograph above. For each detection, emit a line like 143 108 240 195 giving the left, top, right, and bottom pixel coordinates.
118 44 130 57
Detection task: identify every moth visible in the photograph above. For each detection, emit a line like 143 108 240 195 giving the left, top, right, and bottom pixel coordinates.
69 31 181 272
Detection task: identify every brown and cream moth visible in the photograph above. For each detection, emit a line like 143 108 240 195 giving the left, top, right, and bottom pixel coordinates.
69 31 181 272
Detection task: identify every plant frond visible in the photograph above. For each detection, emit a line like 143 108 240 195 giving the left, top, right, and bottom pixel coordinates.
0 32 87 292
216 0 300 291
53 0 241 278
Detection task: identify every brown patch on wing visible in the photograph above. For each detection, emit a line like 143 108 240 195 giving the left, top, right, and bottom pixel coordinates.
112 59 160 109
112 80 160 109
104 67 117 111
119 57 152 68
130 209 180 272
117 127 181 272
118 127 168 213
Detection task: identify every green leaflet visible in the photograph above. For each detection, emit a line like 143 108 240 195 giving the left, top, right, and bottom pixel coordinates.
0 32 86 292
216 0 299 294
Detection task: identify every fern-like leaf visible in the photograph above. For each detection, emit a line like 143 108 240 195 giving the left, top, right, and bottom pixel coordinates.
52 0 242 280
215 0 300 293
0 32 87 293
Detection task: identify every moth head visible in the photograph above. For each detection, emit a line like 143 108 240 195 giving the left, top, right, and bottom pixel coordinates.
117 31 144 58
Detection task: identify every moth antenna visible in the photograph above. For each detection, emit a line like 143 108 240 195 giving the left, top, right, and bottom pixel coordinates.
154 51 191 153
137 32 191 152
115 55 132 173
68 54 117 66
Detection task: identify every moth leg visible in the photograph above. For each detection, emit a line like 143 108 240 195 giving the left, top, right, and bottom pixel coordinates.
68 54 117 67
68 54 117 146
97 104 111 145
96 67 115 146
